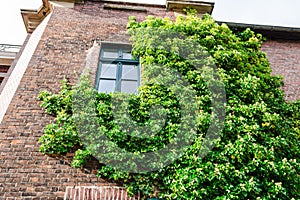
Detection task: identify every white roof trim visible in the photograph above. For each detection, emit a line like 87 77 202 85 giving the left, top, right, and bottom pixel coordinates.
0 13 52 124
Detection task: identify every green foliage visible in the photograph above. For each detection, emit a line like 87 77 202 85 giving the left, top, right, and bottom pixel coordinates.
38 11 299 199
94 85 182 153
38 79 80 154
71 149 91 168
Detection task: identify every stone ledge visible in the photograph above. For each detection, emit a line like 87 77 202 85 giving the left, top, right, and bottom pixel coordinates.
103 3 148 12
21 0 83 33
50 0 84 3
64 186 140 200
166 0 214 15
21 0 53 33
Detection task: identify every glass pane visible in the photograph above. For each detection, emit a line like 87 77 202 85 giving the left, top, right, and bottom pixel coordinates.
121 80 138 93
101 63 117 79
98 79 115 93
123 50 132 59
122 65 138 80
103 50 118 59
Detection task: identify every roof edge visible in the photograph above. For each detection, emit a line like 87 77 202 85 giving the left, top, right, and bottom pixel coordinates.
21 0 53 33
218 21 300 40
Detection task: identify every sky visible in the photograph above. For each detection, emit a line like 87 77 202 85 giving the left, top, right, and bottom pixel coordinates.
0 0 300 45
213 0 300 28
0 0 42 45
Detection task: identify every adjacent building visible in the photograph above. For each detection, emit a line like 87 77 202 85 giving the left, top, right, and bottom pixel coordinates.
0 44 21 92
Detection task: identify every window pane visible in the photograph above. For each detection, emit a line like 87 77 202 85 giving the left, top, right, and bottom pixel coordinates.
99 79 115 93
101 63 117 79
122 65 138 80
121 80 138 93
123 50 132 59
103 50 118 59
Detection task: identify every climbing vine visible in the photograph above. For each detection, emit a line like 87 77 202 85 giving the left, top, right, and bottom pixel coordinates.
38 12 299 199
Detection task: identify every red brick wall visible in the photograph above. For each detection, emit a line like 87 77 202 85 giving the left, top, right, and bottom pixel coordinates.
262 40 300 101
0 1 173 199
1 1 299 199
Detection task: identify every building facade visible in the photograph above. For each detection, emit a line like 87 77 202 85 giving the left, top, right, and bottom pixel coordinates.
0 0 299 199
0 44 21 92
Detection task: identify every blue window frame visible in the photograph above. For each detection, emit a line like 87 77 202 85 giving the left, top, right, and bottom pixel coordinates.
96 43 140 93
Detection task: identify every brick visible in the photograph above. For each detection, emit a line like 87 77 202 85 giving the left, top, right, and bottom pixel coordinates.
0 1 173 199
0 1 299 199
261 40 300 101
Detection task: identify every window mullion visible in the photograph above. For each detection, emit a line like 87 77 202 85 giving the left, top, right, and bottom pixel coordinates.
118 48 123 59
97 45 140 93
116 62 122 92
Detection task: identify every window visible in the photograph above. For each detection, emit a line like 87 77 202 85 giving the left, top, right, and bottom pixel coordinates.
96 43 140 93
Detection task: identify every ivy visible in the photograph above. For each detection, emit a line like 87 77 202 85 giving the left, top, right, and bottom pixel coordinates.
38 11 299 199
38 79 80 154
